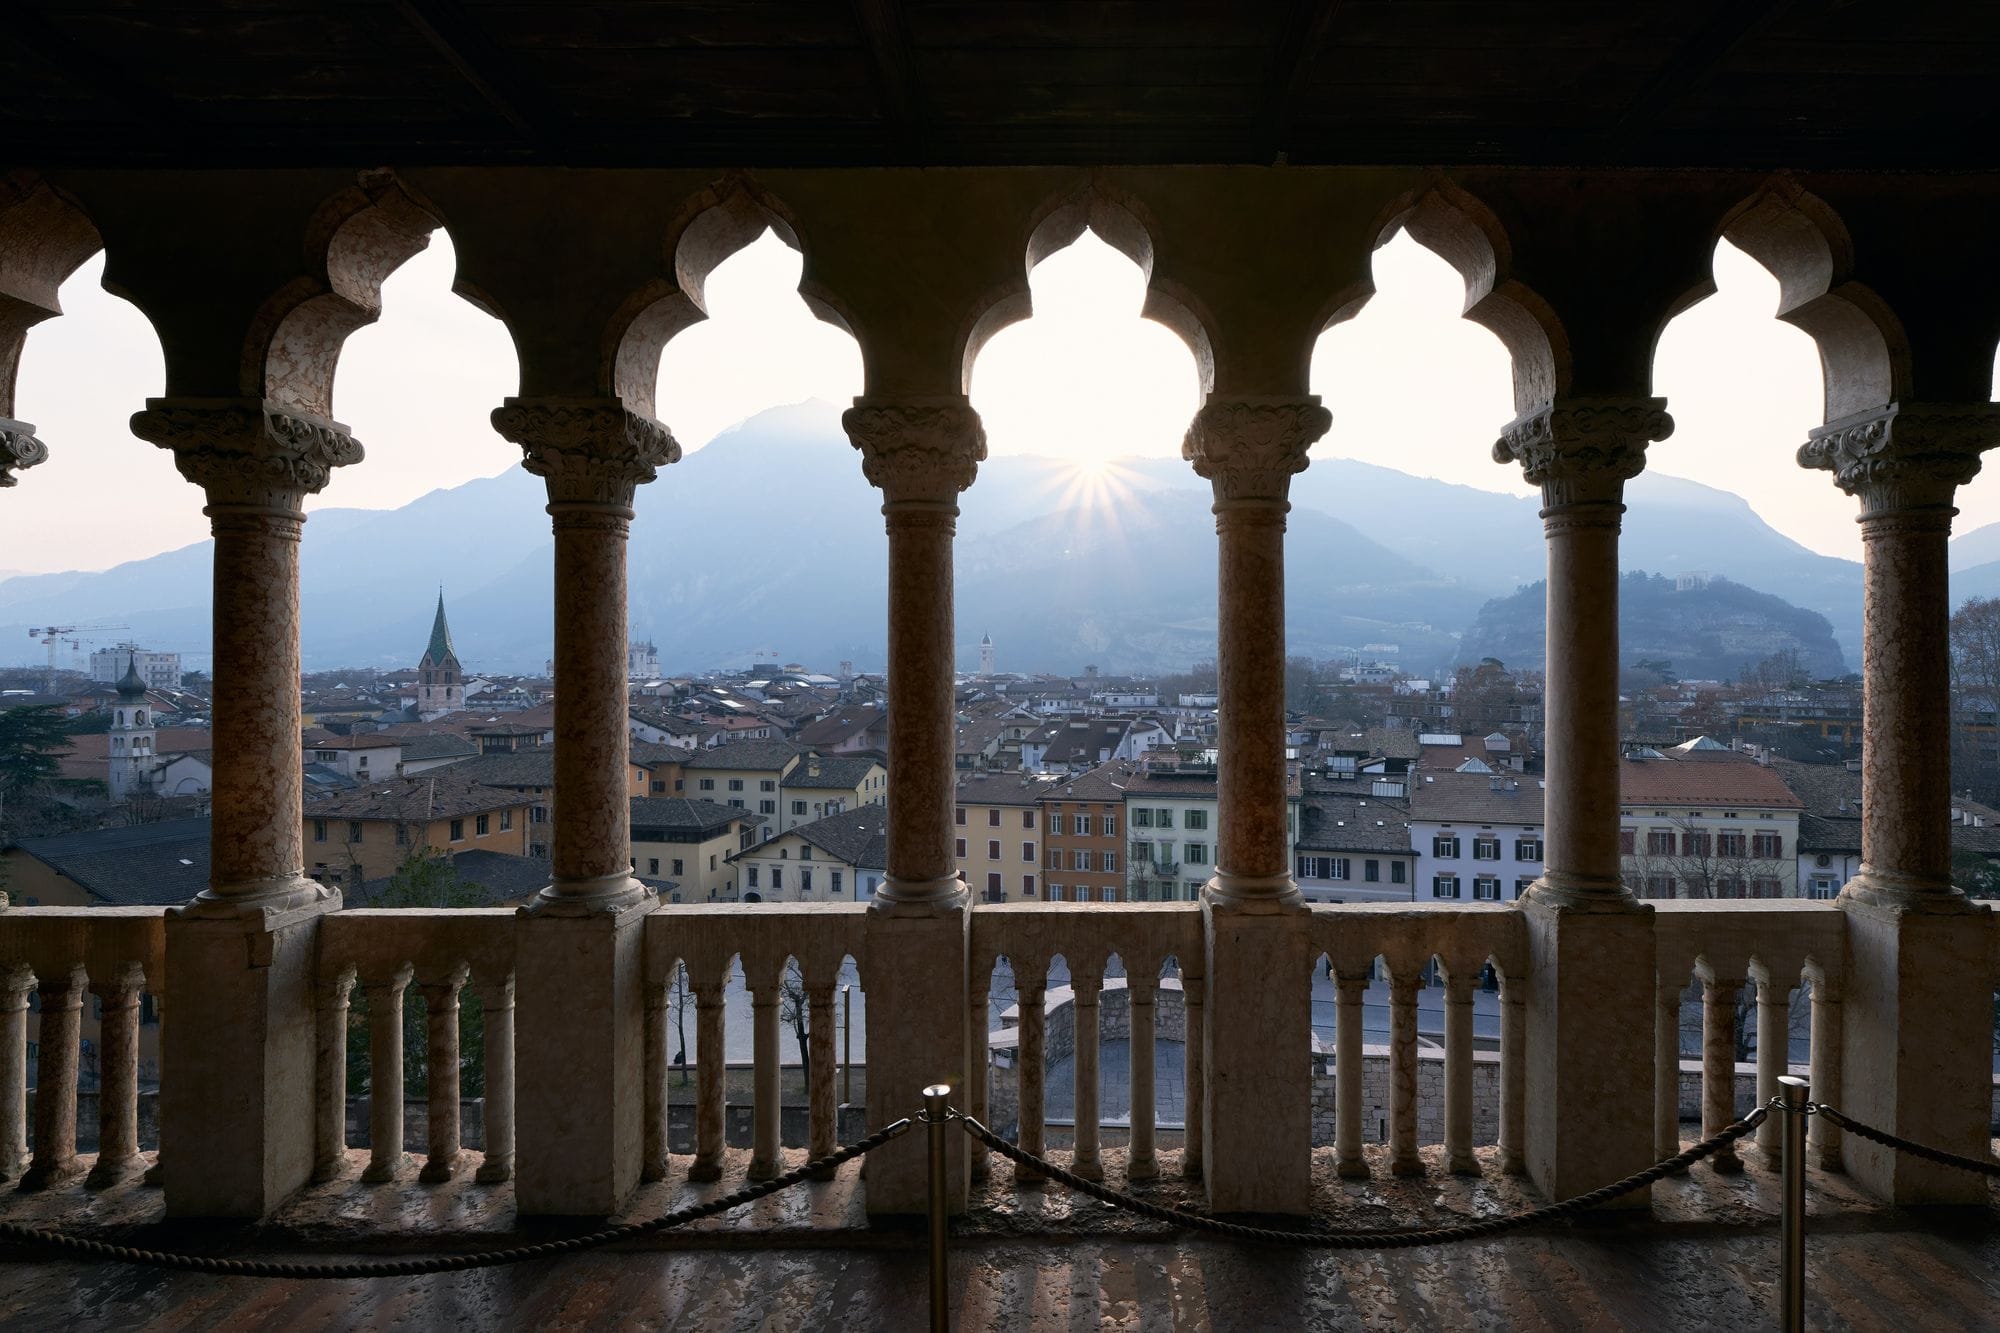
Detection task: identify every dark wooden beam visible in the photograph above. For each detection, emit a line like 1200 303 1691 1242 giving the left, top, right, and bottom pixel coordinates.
393 0 549 147
0 7 182 135
1255 0 1345 165
1605 0 1794 151
849 0 924 160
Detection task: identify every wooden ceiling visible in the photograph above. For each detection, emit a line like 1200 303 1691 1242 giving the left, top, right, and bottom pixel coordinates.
3 1 1996 170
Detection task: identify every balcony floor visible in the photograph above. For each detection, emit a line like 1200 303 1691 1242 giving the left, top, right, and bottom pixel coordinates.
0 1145 1995 1330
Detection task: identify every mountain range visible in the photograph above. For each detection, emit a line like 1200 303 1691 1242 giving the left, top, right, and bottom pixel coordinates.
4 397 1985 678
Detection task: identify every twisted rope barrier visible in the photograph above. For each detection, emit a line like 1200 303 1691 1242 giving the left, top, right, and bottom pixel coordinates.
956 1108 1770 1249
1812 1105 2000 1179
0 1119 913 1278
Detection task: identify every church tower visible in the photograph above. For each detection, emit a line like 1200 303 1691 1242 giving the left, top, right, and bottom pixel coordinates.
107 663 155 802
979 632 994 676
417 591 465 720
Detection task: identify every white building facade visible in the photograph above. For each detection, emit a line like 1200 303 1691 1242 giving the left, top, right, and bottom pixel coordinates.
1408 772 1547 903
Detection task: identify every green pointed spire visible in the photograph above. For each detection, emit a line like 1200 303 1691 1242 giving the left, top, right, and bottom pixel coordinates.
422 589 458 668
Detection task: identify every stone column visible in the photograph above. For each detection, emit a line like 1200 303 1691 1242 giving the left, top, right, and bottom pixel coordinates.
21 965 85 1191
313 970 355 1183
1332 970 1369 1179
1443 970 1477 1175
1493 397 1671 1203
1805 966 1844 1173
1182 397 1329 1215
474 975 516 1184
1751 963 1790 1166
492 397 680 1216
87 964 148 1187
1387 971 1421 1177
807 983 838 1175
1070 964 1104 1182
843 398 984 1215
0 965 31 1182
418 965 468 1183
131 399 356 1217
1696 965 1744 1174
362 965 413 1184
1126 972 1158 1182
1799 402 2000 1202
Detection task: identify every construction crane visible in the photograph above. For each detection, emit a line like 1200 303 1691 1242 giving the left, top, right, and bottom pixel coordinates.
26 624 130 685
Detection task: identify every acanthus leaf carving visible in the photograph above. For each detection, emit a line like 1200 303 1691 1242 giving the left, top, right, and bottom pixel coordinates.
842 398 986 503
489 398 682 509
1492 397 1672 509
0 418 49 487
128 398 363 511
1180 397 1331 503
1798 402 1999 518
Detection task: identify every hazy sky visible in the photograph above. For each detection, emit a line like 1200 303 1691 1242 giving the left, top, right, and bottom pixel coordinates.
8 220 1985 578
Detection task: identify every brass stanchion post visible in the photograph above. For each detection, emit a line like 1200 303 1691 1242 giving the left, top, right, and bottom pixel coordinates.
924 1083 951 1333
1779 1074 1809 1333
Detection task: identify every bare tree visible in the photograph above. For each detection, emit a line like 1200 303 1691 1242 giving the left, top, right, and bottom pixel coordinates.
669 962 692 1088
1625 814 1789 899
778 960 810 1080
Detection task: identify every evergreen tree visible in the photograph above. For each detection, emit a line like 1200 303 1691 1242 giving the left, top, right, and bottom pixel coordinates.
0 705 73 795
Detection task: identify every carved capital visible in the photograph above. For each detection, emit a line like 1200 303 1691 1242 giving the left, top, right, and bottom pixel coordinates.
129 398 363 512
0 418 48 487
1181 397 1330 503
842 397 986 504
1493 397 1672 509
490 397 681 509
1798 402 1999 518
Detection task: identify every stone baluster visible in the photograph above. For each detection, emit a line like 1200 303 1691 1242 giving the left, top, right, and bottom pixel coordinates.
418 965 469 1183
1181 961 1205 1182
0 965 31 1182
1750 961 1792 1166
1654 972 1685 1160
1127 969 1158 1182
1694 963 1744 1174
492 397 679 1215
361 965 414 1184
1387 966 1422 1177
1181 396 1330 1214
1494 398 1671 1201
1805 965 1844 1172
844 399 984 1214
21 965 85 1191
1498 968 1526 1176
87 963 147 1187
1333 969 1369 1179
1015 969 1047 1185
1442 967 1477 1175
747 960 783 1181
642 982 671 1184
313 970 356 1182
473 975 515 1184
807 980 837 1176
966 960 993 1181
1799 402 2000 1201
1070 960 1104 1182
131 400 355 1216
689 975 727 1183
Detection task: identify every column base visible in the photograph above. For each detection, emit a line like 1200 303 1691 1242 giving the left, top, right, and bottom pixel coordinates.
1201 891 1312 1215
861 892 968 1217
362 1154 410 1184
179 874 338 920
514 893 652 1216
86 1153 147 1189
1837 885 1993 1204
474 1157 514 1184
1200 871 1302 913
17 1158 85 1192
1518 886 1656 1207
161 895 335 1217
418 1151 464 1184
524 873 653 916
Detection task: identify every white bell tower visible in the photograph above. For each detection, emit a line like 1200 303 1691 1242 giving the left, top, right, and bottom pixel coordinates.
107 663 155 802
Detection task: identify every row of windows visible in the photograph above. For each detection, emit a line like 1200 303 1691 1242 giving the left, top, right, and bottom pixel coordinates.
1297 856 1409 885
1131 808 1206 831
1047 883 1123 902
1044 847 1122 872
956 807 1038 829
1047 812 1119 837
741 865 847 895
1430 875 1529 901
956 838 1039 862
312 812 511 844
1637 875 1788 899
1621 829 1784 859
1429 836 1541 861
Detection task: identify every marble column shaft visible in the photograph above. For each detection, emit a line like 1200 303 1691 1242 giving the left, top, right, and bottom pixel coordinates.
1494 397 1671 1203
1800 401 2000 1202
